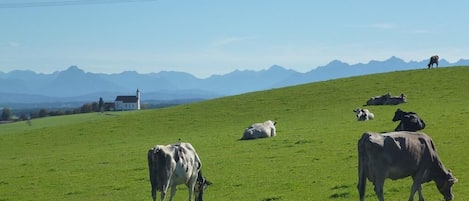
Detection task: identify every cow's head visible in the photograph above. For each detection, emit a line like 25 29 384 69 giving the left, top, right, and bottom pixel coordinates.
392 109 405 122
194 171 212 201
436 171 457 201
353 108 361 114
353 108 367 120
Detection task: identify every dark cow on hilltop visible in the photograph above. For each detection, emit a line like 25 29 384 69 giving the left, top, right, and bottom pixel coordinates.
147 142 211 201
357 131 457 201
392 108 426 132
428 55 439 69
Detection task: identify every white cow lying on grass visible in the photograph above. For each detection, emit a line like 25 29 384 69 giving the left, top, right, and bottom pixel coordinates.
241 120 277 140
353 108 374 121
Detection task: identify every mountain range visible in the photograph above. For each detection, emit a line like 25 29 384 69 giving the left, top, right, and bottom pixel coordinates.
1 56 468 106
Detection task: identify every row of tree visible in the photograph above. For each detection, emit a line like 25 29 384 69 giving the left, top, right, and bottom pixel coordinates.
1 97 180 123
1 101 105 122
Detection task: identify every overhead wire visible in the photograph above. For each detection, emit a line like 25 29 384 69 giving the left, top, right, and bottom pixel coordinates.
0 0 158 8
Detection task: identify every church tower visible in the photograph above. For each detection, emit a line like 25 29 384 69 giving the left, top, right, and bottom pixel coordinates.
136 88 141 110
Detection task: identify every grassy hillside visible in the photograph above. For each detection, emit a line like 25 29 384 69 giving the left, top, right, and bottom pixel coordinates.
1 66 468 201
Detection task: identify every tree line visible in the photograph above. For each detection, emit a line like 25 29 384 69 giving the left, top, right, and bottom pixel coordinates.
1 100 105 123
1 97 184 124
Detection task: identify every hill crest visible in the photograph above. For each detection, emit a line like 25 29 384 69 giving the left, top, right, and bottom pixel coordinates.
1 57 468 104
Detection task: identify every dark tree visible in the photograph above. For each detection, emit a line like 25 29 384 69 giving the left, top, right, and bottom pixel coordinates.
38 108 48 118
1 107 12 121
91 102 98 112
20 113 29 121
80 103 93 113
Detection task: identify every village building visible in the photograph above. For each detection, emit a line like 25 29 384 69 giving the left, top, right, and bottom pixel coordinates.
114 89 141 111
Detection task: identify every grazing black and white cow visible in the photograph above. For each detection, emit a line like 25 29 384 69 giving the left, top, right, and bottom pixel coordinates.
353 108 374 121
392 108 426 132
357 131 457 201
241 120 277 140
428 55 439 69
147 142 211 201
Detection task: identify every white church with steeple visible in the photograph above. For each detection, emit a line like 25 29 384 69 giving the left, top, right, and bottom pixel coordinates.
114 89 141 111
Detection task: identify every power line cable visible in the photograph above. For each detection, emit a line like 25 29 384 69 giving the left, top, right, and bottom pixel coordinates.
0 0 158 8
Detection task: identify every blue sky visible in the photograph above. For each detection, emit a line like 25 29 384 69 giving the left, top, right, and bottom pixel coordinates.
1 0 467 78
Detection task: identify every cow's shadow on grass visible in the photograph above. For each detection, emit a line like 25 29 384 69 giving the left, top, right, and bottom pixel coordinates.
261 196 283 201
330 184 351 199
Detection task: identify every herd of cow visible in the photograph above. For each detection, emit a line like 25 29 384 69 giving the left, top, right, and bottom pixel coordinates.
354 108 427 132
147 110 456 201
146 56 448 201
146 120 278 201
352 87 458 201
352 107 457 201
147 98 456 200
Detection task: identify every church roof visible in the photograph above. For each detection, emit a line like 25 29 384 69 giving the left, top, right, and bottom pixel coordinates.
115 96 138 103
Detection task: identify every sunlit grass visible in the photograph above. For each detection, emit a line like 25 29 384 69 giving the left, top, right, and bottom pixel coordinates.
0 66 467 200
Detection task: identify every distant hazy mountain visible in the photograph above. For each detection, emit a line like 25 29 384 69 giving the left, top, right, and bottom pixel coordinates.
276 57 469 86
1 56 468 105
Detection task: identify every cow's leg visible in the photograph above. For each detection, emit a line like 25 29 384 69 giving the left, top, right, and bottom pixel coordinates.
417 188 424 201
357 179 366 201
187 185 194 201
150 183 157 201
161 186 168 201
409 175 425 201
408 182 422 201
372 176 385 201
187 175 197 201
151 190 156 201
161 183 170 201
168 185 177 201
357 160 367 201
188 184 195 201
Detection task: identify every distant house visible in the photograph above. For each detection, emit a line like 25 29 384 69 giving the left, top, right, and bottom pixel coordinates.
114 89 141 111
103 102 115 111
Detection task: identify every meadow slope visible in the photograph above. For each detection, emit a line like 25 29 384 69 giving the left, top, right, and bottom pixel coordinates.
1 66 468 201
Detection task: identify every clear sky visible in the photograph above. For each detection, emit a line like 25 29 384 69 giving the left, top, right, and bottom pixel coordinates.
1 0 467 78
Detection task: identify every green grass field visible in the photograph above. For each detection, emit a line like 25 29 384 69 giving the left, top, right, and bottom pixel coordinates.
1 66 468 201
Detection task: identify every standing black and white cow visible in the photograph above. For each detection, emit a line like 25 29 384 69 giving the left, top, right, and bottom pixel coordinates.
357 131 457 201
392 108 426 132
428 55 439 69
147 142 211 201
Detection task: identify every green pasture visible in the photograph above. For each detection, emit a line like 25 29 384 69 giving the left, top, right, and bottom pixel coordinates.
1 66 468 201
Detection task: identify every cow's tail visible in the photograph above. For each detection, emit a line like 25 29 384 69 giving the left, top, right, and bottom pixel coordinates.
147 148 157 201
357 133 370 201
